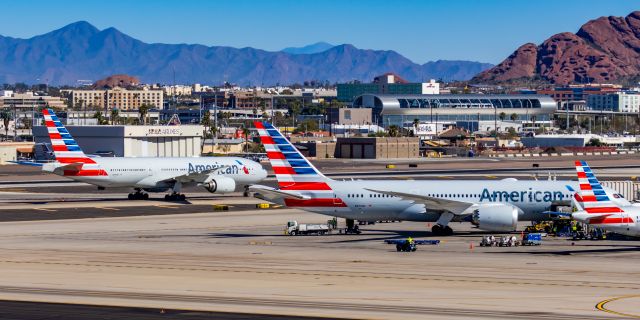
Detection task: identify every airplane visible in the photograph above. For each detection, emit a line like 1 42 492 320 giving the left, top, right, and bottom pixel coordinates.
249 122 628 235
570 161 638 237
35 108 267 201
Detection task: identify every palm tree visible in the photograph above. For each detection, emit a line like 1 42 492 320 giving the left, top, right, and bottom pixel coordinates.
110 108 119 125
138 104 150 125
510 113 518 122
498 112 506 122
93 111 106 125
1 111 10 141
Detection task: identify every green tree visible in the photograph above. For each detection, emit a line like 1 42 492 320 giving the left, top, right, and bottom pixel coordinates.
295 119 319 133
586 138 603 147
110 108 120 125
273 111 285 126
498 112 506 122
138 104 151 125
93 111 107 125
289 100 302 127
388 125 399 137
1 110 11 141
510 113 518 122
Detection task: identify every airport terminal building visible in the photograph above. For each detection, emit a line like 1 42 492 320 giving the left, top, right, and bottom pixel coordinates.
352 94 556 131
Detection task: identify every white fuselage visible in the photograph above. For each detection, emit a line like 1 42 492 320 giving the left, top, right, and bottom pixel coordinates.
574 207 640 237
280 179 626 223
45 156 267 191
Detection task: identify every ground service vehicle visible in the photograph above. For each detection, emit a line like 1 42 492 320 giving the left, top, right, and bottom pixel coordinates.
286 220 331 235
521 233 542 246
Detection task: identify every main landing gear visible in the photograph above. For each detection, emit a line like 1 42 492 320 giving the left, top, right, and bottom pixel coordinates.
165 193 186 201
128 189 149 200
431 224 453 236
165 181 186 201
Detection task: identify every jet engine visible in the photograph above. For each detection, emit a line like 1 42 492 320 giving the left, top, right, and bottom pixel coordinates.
203 177 236 194
471 204 519 232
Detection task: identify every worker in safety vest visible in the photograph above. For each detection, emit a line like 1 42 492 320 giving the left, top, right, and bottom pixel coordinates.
407 237 414 245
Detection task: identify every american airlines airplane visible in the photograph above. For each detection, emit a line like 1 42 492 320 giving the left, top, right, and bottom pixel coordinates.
250 122 628 235
570 161 638 237
39 108 267 200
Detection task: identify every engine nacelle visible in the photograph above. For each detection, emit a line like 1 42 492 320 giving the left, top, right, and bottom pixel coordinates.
471 204 519 232
203 177 236 194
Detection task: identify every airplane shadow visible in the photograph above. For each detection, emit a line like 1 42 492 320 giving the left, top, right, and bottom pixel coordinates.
23 198 193 205
206 233 276 238
494 246 640 255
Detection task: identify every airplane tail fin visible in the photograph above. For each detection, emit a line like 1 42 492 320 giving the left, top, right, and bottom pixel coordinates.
42 109 106 177
254 122 332 191
573 161 623 214
43 108 94 164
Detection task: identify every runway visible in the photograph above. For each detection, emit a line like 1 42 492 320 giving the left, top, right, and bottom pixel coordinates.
0 209 636 319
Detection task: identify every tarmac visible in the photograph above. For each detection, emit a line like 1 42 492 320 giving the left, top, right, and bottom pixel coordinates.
0 156 638 319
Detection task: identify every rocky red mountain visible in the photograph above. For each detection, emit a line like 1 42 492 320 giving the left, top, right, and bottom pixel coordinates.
473 11 640 85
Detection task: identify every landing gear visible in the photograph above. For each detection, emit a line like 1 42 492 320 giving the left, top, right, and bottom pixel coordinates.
243 185 250 197
128 189 149 200
431 224 453 236
165 193 186 201
341 219 361 234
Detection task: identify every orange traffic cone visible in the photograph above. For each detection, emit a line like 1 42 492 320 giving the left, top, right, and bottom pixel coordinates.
469 242 474 251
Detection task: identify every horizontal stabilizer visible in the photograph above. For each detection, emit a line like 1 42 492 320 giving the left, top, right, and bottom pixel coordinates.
9 161 44 167
248 185 310 200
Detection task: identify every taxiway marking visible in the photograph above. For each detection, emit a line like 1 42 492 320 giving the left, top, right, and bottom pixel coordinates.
596 295 640 318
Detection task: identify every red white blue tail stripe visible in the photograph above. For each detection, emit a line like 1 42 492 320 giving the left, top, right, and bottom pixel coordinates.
254 122 346 208
573 160 626 224
43 108 107 176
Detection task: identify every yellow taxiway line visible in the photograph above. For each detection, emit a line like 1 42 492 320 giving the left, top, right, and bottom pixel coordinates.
596 295 640 318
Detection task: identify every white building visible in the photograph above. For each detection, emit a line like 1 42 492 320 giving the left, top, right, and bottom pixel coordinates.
421 79 440 95
587 91 640 112
163 85 193 96
33 125 204 157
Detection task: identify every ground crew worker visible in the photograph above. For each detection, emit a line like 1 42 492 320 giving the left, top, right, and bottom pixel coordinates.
407 237 414 245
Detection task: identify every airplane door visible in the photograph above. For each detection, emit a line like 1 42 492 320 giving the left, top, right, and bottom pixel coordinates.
333 193 341 205
332 193 340 213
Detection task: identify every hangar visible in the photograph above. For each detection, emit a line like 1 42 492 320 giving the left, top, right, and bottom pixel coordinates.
33 125 204 158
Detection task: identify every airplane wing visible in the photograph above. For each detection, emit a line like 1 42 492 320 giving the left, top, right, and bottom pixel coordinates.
366 189 474 215
248 185 310 200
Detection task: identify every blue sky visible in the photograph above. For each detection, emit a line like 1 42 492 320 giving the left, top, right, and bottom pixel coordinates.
1 0 638 64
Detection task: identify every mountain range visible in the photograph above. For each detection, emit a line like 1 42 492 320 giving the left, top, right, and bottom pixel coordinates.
0 22 492 86
473 11 640 85
281 42 335 55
